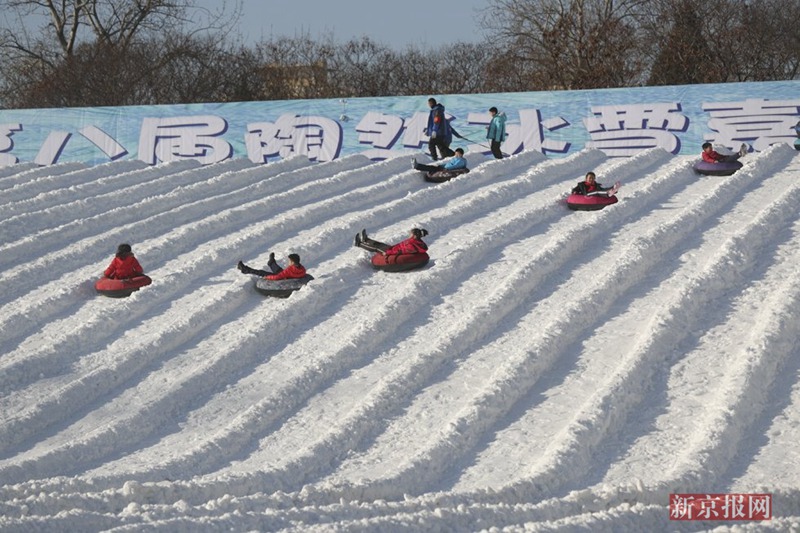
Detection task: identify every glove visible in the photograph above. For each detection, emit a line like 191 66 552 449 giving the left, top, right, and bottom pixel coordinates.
431 131 437 139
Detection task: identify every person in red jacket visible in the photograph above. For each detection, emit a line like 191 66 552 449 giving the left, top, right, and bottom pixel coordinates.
237 253 307 280
354 228 429 256
103 243 144 279
701 142 748 163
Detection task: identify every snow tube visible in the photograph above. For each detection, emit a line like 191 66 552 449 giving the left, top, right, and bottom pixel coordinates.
95 275 152 298
254 274 314 298
566 193 618 211
693 160 743 176
424 168 469 183
371 252 429 272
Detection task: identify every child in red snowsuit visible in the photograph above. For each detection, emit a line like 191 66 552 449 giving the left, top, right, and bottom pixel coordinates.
701 142 748 163
104 243 144 279
237 253 307 280
354 228 429 256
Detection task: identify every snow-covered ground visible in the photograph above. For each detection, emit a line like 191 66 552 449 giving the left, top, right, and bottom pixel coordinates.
1 146 800 532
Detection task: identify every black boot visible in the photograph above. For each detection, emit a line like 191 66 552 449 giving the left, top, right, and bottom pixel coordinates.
238 261 256 275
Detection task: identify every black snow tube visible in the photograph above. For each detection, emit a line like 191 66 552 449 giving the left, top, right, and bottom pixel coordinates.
254 274 314 298
693 160 743 176
424 168 469 183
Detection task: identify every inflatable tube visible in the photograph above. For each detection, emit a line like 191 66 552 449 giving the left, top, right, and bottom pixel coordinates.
424 168 469 183
693 160 743 176
371 252 429 272
566 193 618 211
255 274 314 298
95 275 152 298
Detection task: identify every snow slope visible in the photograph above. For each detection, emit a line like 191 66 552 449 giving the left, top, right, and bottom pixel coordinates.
1 146 800 532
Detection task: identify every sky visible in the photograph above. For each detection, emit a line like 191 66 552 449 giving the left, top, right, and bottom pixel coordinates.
199 0 489 48
1 143 799 530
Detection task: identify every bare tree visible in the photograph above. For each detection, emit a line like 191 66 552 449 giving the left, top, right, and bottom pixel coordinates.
647 0 714 85
733 0 800 81
437 43 493 94
0 0 208 59
2 0 794 109
383 46 442 96
0 0 242 107
643 0 798 84
256 35 335 100
327 37 396 97
483 0 650 90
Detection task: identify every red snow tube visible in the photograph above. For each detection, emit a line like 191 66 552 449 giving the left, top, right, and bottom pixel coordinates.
693 160 743 176
566 193 618 211
424 168 470 183
95 275 152 298
371 252 430 272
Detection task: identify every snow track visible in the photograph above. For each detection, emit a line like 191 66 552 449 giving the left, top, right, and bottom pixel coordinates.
1 146 799 531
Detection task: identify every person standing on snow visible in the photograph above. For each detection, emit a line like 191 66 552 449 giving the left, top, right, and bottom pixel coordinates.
426 98 454 161
486 106 507 159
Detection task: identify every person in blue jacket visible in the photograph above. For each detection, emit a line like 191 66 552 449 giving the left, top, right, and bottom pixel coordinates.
486 106 507 159
426 97 454 160
412 148 468 173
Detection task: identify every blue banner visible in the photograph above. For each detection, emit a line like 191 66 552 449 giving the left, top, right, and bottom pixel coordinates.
0 80 798 167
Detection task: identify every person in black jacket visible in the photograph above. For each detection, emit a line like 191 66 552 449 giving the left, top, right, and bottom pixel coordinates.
426 98 455 160
571 172 615 196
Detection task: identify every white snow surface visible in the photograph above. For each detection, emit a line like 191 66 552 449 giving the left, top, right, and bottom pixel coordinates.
1 147 800 532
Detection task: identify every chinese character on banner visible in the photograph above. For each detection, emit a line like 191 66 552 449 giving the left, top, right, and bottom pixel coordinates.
698 494 722 519
32 126 128 166
0 123 22 166
703 98 800 152
467 109 570 157
670 493 771 521
722 494 746 519
355 111 405 160
139 115 232 165
670 494 696 520
400 111 438 150
245 113 342 163
80 125 128 160
584 102 688 157
34 131 71 166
